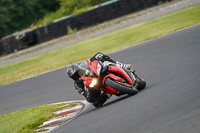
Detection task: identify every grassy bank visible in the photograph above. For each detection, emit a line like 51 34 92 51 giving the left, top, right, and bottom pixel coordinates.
0 103 68 133
0 4 200 86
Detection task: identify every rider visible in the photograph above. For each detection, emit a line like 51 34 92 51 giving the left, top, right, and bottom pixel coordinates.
67 52 133 107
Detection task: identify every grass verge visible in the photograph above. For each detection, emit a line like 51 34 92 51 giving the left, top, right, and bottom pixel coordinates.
0 4 200 86
0 103 79 133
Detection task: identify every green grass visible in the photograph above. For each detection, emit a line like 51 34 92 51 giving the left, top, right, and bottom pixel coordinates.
0 4 200 86
0 103 68 133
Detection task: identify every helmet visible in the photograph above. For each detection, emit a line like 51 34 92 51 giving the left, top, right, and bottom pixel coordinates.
66 65 80 81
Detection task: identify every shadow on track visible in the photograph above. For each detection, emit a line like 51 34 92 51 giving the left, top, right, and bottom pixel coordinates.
82 94 132 115
81 83 152 115
73 85 151 120
103 95 132 108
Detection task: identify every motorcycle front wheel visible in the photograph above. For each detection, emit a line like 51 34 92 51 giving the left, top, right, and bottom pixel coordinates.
104 78 138 95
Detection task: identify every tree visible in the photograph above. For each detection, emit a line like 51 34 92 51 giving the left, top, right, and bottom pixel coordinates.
0 0 59 38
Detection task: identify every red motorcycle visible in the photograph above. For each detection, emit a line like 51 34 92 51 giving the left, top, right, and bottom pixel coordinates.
80 59 146 105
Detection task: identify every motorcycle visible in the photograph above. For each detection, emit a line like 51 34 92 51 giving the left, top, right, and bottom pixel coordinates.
80 59 146 107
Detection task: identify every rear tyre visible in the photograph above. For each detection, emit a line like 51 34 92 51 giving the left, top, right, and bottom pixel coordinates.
135 79 146 91
104 78 138 95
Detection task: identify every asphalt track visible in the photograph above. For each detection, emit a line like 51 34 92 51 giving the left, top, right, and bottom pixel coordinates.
0 25 200 133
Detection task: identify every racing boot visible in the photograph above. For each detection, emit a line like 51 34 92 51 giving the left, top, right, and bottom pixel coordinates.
124 64 132 70
130 68 136 75
116 61 132 70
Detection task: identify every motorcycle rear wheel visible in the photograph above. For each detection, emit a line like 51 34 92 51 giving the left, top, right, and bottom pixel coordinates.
136 80 146 91
104 78 138 95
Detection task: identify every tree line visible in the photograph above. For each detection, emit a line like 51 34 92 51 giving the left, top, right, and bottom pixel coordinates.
0 0 108 39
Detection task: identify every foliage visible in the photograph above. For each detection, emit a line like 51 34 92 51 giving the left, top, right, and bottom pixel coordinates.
67 26 77 35
158 1 164 5
0 0 109 38
0 0 60 38
31 0 109 28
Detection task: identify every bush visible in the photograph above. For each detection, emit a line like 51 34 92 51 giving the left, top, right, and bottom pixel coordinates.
31 0 109 28
0 0 60 38
0 0 109 38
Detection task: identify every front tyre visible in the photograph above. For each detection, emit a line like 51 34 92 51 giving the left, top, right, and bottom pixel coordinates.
104 78 138 95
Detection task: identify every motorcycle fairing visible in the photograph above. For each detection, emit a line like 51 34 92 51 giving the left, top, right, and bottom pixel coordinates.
87 59 102 76
107 66 133 86
80 76 93 87
86 59 134 94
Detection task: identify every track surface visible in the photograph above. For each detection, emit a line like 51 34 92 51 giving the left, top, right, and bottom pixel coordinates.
0 25 200 133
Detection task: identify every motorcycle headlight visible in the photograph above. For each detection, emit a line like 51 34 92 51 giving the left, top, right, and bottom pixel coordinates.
89 79 97 88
